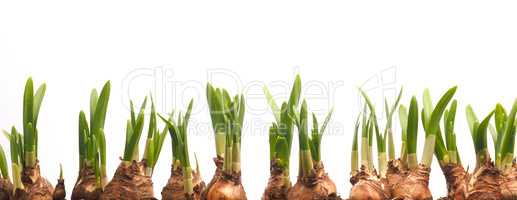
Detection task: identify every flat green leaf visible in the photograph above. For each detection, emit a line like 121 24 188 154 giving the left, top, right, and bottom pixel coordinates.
91 81 111 138
428 87 457 136
499 99 517 156
476 111 494 152
32 83 46 127
124 109 145 161
466 105 479 135
0 144 9 179
23 78 34 135
489 125 497 151
90 89 98 125
495 103 507 136
288 75 302 108
320 107 334 136
98 129 107 166
399 105 408 141
274 137 289 168
445 100 458 151
407 96 419 154
352 114 360 151
263 85 280 123
422 89 433 125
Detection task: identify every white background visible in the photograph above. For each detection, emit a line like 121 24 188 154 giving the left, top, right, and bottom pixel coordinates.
1 1 517 199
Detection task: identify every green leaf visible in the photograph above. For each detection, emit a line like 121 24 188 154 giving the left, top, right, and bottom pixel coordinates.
23 78 34 136
24 122 35 153
184 99 194 129
274 137 289 168
91 81 111 138
32 83 46 127
489 125 497 151
288 75 302 108
444 100 457 151
499 99 517 157
399 105 408 141
90 89 98 126
422 89 433 127
407 96 419 154
0 144 9 179
495 103 507 153
352 114 360 151
147 97 157 140
359 88 377 114
298 100 309 150
10 127 20 165
428 87 457 136
130 100 136 128
98 129 107 167
466 105 479 135
263 85 280 123
79 111 89 167
320 107 334 136
124 107 145 161
153 126 168 167
476 111 494 153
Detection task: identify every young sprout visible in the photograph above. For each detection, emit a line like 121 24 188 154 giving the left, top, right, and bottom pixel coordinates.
407 96 419 170
465 105 494 168
0 143 13 199
420 87 457 167
288 99 337 199
351 114 361 174
263 75 301 199
160 99 206 199
72 81 110 199
358 88 402 176
101 95 167 200
5 77 63 199
205 83 247 200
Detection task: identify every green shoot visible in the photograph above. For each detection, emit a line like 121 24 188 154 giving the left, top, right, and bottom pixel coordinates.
22 77 46 168
407 96 419 169
360 105 369 168
351 114 360 173
206 84 246 174
385 88 403 161
421 87 457 167
399 105 408 165
494 104 507 154
359 88 387 175
264 75 301 174
295 100 314 176
123 98 147 162
0 144 9 180
161 99 196 195
8 127 24 190
444 100 458 164
77 81 110 188
497 99 517 169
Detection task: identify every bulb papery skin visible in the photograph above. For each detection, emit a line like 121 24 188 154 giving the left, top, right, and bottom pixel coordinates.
161 166 206 200
0 178 13 200
499 162 517 200
99 161 155 200
463 160 501 200
441 164 468 200
262 160 291 200
287 163 339 200
349 165 389 200
390 164 432 200
206 172 247 200
72 166 101 200
202 156 224 200
15 162 55 200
